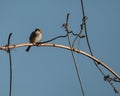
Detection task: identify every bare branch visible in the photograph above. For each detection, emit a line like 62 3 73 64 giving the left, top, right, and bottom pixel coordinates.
7 33 13 96
0 43 120 80
64 13 85 96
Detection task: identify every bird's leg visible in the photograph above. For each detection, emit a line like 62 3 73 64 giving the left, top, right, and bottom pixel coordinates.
32 42 36 46
36 42 40 47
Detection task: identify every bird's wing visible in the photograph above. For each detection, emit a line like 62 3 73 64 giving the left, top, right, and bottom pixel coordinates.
29 31 37 43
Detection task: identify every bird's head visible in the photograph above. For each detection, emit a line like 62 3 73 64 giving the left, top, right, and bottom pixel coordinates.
35 28 42 32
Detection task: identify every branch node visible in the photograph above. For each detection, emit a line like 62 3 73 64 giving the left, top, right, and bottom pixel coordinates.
104 75 111 81
53 44 55 46
82 16 88 23
7 33 13 53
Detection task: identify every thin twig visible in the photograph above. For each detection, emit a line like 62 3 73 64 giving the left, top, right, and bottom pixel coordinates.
64 13 85 96
72 24 84 48
80 0 120 95
7 33 13 96
80 0 106 77
40 31 84 44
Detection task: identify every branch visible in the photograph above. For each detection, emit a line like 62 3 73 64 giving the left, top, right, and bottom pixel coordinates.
0 43 120 80
63 13 85 96
7 33 13 96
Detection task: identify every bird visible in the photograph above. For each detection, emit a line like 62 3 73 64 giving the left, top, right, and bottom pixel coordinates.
26 28 42 52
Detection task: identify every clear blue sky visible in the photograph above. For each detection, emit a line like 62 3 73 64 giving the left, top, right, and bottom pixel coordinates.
0 0 120 96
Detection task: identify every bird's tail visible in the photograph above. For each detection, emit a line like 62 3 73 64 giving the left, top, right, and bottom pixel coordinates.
26 46 31 52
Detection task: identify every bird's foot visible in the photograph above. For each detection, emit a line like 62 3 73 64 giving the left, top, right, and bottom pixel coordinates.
32 43 36 46
36 42 40 46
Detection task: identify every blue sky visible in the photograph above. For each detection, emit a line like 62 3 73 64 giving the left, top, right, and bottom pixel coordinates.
0 0 120 96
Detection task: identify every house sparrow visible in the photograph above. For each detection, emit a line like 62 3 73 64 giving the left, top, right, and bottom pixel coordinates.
26 28 42 52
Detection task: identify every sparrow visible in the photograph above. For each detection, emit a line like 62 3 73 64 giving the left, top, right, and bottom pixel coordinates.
26 28 42 52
